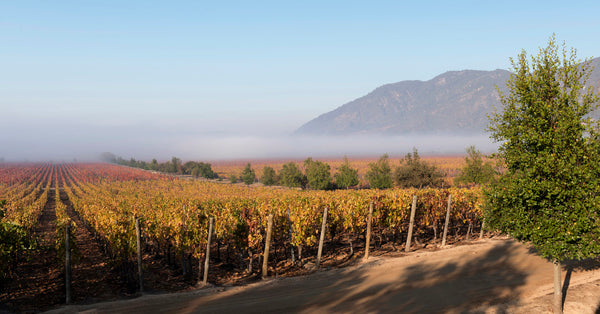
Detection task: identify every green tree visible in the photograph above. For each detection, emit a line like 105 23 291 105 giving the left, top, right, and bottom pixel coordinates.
149 159 159 171
304 158 333 190
170 157 182 174
366 154 393 189
394 148 445 188
485 36 600 313
183 161 218 179
241 163 256 185
334 156 359 189
279 162 306 188
260 166 278 186
455 146 496 186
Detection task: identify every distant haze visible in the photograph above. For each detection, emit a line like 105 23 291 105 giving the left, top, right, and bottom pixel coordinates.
3 2 600 162
0 117 497 161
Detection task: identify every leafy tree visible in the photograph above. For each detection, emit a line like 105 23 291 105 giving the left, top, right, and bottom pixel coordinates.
455 146 496 186
260 166 278 186
241 163 256 185
394 148 445 188
279 162 306 188
229 173 238 184
334 156 359 189
366 154 393 189
171 157 183 174
183 161 218 179
485 36 600 313
304 158 332 190
149 159 159 171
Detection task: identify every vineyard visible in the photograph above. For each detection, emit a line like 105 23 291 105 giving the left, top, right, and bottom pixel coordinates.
0 163 485 312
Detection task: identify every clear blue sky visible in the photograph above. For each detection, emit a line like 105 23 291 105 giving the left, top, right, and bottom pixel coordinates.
2 1 600 160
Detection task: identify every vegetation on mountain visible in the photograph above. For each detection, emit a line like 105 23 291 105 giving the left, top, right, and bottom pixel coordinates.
296 57 600 136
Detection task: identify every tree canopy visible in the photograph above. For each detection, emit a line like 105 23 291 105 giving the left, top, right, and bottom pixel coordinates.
279 162 306 188
393 148 445 188
486 36 600 261
260 166 278 186
241 163 256 185
334 156 359 189
454 146 496 186
484 36 600 312
366 154 393 189
304 158 333 190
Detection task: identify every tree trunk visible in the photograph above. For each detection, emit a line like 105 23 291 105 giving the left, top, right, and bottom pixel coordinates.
553 260 563 314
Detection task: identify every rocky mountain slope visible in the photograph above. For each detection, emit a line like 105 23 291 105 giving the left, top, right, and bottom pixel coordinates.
296 57 600 135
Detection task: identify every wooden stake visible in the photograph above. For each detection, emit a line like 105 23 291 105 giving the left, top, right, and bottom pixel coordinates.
262 214 274 279
316 207 328 268
441 194 452 246
65 223 72 304
479 220 485 240
364 201 373 260
405 195 418 252
203 217 214 285
135 217 143 293
287 207 295 264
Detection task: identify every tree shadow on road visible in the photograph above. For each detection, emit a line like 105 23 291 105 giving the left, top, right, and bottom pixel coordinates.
297 239 529 313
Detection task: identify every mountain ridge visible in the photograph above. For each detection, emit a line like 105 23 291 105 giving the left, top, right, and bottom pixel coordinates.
296 57 600 135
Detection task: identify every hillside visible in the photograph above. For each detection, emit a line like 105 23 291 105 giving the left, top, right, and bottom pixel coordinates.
296 57 600 135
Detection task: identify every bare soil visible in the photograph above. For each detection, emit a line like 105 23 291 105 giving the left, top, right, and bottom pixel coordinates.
44 237 600 314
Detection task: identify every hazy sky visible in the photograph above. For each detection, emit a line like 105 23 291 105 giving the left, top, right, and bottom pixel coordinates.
2 1 600 161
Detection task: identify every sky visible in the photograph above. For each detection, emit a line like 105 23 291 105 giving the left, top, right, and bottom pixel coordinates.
2 1 600 161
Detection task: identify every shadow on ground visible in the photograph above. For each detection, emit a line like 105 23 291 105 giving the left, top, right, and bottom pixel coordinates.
169 240 529 313
52 240 550 313
299 240 526 313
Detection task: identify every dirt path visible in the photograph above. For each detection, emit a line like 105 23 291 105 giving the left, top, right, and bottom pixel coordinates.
0 189 63 312
59 189 126 303
46 237 600 313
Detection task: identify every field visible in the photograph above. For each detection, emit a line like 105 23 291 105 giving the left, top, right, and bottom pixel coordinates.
2 161 599 313
0 161 483 311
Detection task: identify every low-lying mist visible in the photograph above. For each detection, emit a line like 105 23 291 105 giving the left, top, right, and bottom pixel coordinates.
0 128 498 162
175 134 498 161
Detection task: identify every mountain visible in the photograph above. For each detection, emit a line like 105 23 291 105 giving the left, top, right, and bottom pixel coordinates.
296 57 600 135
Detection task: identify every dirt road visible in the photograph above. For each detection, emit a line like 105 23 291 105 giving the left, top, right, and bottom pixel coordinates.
46 237 600 313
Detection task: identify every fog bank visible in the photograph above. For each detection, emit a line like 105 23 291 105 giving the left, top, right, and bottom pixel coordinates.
0 123 497 162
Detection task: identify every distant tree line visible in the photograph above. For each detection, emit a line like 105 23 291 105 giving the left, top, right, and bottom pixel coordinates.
237 147 493 190
99 152 218 179
100 146 496 190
